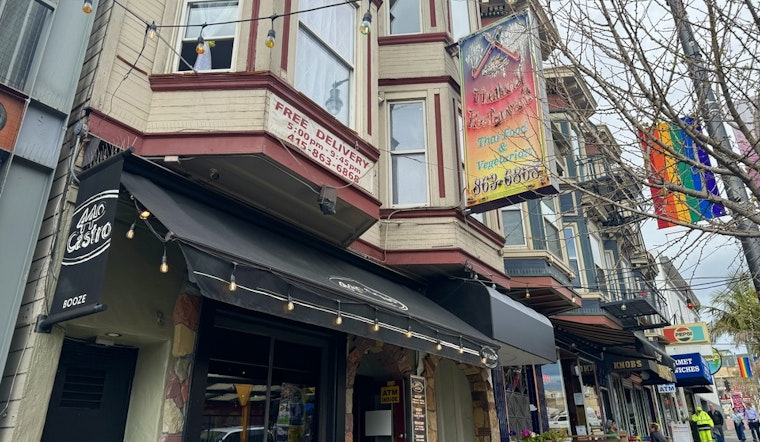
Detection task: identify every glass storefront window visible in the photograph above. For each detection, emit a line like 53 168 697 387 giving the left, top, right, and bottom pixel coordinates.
197 312 331 442
542 361 570 433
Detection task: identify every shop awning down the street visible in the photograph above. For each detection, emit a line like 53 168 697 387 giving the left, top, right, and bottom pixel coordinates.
120 170 501 367
429 280 556 366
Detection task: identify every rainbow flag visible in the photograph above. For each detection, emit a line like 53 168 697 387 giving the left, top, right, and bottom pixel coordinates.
639 118 726 229
738 356 753 378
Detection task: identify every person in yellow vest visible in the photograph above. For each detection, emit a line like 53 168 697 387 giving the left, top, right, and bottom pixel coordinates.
693 406 715 442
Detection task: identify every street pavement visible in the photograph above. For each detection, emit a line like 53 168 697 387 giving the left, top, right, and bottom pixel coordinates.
716 423 744 442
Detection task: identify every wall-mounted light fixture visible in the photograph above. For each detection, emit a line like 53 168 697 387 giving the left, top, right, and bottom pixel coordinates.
325 79 349 116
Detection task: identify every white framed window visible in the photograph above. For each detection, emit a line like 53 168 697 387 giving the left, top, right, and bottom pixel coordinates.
389 0 421 34
589 234 605 293
177 0 239 72
501 206 526 247
563 227 582 287
542 200 563 259
295 0 355 126
605 251 620 300
0 0 52 91
389 100 428 206
450 0 470 41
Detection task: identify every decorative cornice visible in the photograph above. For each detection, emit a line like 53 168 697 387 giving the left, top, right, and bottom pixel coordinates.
378 32 453 46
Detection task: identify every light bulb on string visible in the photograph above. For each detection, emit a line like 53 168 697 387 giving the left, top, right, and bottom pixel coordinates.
139 209 151 220
458 336 464 354
359 10 372 35
286 293 295 311
525 288 530 299
196 35 206 54
372 309 379 332
436 332 443 351
82 0 93 14
265 15 277 48
148 22 157 39
126 221 136 239
160 247 169 273
228 262 238 291
335 300 342 325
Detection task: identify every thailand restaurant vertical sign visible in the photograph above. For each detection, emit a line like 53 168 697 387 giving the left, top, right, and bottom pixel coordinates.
48 156 124 320
459 10 557 213
409 375 427 442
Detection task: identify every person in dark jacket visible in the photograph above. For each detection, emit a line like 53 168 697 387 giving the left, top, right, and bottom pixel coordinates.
650 422 668 442
708 404 725 442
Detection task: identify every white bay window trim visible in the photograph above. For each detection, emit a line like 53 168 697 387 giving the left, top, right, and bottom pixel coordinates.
389 100 429 207
176 0 240 72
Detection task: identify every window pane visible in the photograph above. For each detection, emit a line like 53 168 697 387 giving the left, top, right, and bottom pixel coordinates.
502 209 525 246
0 0 50 91
392 154 427 205
451 0 470 41
390 102 425 152
390 0 421 34
299 0 354 63
546 223 563 259
295 28 351 124
185 1 238 38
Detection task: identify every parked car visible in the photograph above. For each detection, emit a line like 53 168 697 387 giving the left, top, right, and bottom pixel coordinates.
549 412 570 430
200 426 268 442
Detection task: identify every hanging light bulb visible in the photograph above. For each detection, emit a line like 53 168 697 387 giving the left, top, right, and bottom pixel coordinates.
265 28 276 48
82 0 93 14
686 297 694 310
405 327 413 339
139 209 151 220
372 311 380 332
126 222 135 239
436 340 443 351
572 294 577 304
620 303 627 311
286 293 295 311
265 15 277 48
458 336 464 354
335 300 342 325
160 247 169 273
196 35 206 54
148 22 157 39
228 263 237 291
525 288 531 299
359 10 372 35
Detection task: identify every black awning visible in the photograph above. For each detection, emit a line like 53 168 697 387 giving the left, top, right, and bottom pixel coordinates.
635 333 676 369
121 171 499 367
428 280 556 365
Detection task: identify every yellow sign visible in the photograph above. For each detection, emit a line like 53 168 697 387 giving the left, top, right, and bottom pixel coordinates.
380 385 400 404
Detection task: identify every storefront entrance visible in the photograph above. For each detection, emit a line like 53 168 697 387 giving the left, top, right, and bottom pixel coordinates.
187 306 342 442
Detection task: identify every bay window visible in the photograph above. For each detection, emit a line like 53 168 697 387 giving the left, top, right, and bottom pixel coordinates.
541 201 563 259
178 0 238 71
501 206 526 247
295 0 354 126
563 227 582 287
389 101 428 206
450 0 470 41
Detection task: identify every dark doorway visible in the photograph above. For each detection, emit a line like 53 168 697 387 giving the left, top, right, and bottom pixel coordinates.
42 339 137 442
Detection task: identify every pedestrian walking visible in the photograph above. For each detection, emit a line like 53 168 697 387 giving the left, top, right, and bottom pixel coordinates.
745 404 760 442
692 406 715 442
650 422 668 442
731 407 747 442
708 404 725 442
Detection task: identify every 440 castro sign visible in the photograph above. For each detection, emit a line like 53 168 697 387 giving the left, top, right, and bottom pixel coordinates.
48 156 125 319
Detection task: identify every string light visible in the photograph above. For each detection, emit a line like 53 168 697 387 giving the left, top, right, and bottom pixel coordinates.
405 317 413 338
359 0 372 36
265 15 277 48
372 308 380 332
126 221 136 239
196 34 206 54
229 262 238 291
160 247 169 273
458 336 464 354
82 0 93 14
436 332 443 351
286 292 295 311
335 300 343 325
147 21 157 39
525 288 531 299
139 209 151 220
686 297 694 309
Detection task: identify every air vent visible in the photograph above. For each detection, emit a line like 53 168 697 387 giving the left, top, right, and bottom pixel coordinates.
59 367 106 409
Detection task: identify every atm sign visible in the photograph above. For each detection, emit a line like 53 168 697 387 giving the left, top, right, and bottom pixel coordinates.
381 385 400 404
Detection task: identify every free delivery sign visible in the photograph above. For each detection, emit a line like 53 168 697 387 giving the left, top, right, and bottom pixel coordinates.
459 10 558 213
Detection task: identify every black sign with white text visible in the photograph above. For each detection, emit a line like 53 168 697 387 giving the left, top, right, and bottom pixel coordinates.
408 375 428 442
49 156 124 318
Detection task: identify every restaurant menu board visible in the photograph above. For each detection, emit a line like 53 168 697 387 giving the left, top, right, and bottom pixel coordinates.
408 375 427 442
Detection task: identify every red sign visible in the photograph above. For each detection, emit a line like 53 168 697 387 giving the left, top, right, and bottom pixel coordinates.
0 86 27 152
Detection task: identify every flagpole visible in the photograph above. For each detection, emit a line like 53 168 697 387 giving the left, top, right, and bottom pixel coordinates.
666 0 760 299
